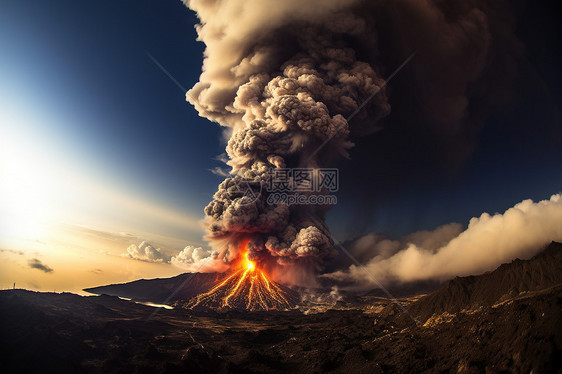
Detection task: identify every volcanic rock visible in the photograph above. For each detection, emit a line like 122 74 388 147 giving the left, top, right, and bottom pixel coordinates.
407 241 562 322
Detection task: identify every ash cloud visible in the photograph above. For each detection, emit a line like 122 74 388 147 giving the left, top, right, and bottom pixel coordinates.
325 194 562 287
185 0 392 275
183 0 527 281
340 222 464 264
335 0 538 228
28 258 54 273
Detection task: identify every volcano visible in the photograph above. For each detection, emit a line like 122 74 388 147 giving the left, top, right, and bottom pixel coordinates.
184 265 299 311
182 242 299 311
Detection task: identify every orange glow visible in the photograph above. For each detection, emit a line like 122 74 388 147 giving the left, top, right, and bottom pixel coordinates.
187 239 295 311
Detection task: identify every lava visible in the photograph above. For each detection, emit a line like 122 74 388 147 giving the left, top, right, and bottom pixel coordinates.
187 240 297 311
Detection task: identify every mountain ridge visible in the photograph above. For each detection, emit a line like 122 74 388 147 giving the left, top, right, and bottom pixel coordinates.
407 241 562 321
84 272 221 304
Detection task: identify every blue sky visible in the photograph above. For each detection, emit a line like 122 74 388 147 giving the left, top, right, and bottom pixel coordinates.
1 0 227 242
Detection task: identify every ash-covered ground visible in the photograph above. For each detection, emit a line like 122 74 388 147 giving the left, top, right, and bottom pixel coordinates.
1 243 561 373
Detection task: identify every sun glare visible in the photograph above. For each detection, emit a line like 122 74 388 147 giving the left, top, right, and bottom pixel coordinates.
0 137 55 243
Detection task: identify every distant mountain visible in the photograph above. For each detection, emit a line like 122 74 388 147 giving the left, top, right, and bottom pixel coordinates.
84 272 222 305
85 269 300 311
408 241 562 321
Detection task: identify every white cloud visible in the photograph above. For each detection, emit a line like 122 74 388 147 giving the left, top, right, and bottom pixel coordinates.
326 194 562 287
120 240 228 273
170 245 214 270
124 241 170 263
209 166 231 177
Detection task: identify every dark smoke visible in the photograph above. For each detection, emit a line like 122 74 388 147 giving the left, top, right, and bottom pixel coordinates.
336 0 526 233
183 0 526 283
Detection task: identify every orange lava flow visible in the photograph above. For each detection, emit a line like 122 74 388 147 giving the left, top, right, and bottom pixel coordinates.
187 240 295 311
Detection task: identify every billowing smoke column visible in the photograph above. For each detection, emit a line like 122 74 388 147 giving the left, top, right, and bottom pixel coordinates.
183 0 517 283
184 0 390 281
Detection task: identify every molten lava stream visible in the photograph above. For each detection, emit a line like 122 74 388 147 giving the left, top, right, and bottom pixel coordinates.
188 244 296 311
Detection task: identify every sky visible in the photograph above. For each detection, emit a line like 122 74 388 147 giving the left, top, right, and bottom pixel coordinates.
0 0 561 292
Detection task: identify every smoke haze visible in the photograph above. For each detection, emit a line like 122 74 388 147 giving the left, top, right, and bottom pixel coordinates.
183 0 545 284
326 194 562 287
184 0 396 278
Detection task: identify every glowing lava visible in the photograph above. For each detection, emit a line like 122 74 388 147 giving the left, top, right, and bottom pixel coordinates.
187 240 297 311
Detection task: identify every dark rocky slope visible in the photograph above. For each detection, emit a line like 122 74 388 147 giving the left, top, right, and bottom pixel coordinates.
2 285 561 373
407 241 562 321
84 272 221 304
5 241 552 372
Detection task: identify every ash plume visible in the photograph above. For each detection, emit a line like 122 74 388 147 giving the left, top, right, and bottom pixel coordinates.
184 0 392 281
183 0 524 283
325 194 562 287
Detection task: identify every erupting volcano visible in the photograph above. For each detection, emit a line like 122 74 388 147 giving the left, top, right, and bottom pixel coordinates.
187 240 298 311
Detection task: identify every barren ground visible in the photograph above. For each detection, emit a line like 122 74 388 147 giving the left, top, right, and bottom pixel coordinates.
1 287 561 373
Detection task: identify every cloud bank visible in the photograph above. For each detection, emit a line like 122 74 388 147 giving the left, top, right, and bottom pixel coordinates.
122 241 226 272
326 194 562 287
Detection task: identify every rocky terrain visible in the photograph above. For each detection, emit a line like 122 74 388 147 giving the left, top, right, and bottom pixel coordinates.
407 241 562 321
1 242 561 373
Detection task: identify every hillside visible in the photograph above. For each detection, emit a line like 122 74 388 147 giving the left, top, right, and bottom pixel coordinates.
84 272 221 305
408 241 562 321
